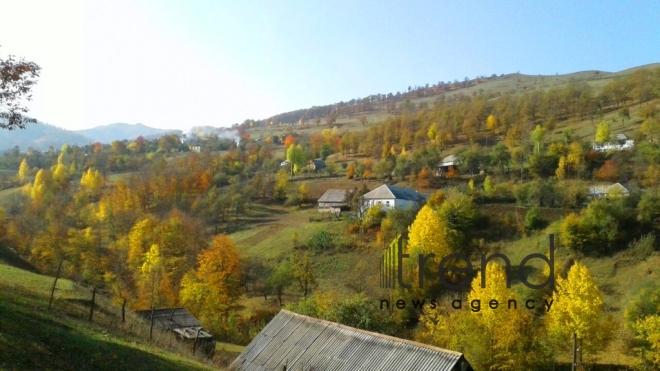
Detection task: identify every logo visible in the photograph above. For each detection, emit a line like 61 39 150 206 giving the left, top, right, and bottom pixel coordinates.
380 234 555 290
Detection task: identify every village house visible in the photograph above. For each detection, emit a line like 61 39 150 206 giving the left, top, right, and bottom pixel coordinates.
588 182 632 198
230 309 473 371
308 159 327 172
436 154 459 176
317 189 353 212
592 133 635 152
135 308 215 356
359 184 427 218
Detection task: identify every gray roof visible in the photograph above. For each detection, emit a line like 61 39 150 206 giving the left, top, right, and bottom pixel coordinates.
230 310 471 371
318 189 351 203
588 182 631 195
615 133 629 141
362 184 427 202
310 159 327 169
440 154 458 166
134 308 213 339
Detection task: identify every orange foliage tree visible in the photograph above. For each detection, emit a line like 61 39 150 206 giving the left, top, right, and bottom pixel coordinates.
595 160 619 181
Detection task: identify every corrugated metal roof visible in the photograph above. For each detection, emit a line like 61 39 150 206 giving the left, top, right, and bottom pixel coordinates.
134 307 213 339
318 189 351 203
230 310 472 371
362 185 427 203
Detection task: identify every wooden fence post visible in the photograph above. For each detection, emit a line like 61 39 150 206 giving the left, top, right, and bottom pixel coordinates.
121 298 126 323
48 260 63 311
149 307 155 340
193 327 202 355
88 286 96 322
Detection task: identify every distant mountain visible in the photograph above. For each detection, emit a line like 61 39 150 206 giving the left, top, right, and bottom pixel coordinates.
0 121 92 152
75 123 182 143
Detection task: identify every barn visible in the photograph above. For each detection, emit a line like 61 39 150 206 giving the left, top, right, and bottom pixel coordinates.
230 309 473 371
135 307 215 356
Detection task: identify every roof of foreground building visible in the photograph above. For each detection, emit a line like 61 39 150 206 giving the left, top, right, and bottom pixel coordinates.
230 309 472 371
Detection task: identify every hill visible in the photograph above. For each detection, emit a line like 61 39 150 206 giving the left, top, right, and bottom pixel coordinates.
0 121 92 152
0 262 227 371
248 63 660 130
75 123 182 143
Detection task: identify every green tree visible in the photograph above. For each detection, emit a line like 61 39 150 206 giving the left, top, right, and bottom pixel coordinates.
0 48 41 130
267 261 293 306
286 144 305 174
531 125 545 154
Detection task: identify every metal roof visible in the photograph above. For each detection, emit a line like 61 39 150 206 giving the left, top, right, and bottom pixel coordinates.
362 184 427 203
318 189 351 203
134 307 213 339
440 154 458 166
230 310 472 371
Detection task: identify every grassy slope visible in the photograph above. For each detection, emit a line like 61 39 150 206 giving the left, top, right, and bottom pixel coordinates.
497 224 654 366
0 264 223 371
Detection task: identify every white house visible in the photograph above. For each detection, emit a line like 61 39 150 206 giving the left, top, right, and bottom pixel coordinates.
359 184 427 217
588 182 631 198
592 133 634 152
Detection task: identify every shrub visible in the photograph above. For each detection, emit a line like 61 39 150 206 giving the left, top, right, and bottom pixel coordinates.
306 230 334 252
524 206 541 231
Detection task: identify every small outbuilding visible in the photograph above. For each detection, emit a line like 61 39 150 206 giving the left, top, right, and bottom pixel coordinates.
308 159 327 171
135 308 215 356
230 309 473 371
317 189 353 212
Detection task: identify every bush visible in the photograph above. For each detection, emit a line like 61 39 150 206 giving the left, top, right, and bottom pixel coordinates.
347 222 361 234
525 206 541 231
306 230 334 252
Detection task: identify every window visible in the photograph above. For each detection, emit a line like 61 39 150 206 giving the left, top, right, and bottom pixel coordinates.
386 201 390 207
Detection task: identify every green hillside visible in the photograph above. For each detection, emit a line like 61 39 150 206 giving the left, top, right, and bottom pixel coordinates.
0 263 226 371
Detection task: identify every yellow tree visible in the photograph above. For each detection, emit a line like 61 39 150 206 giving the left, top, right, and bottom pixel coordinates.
179 235 242 325
567 142 584 179
408 205 449 260
632 316 660 365
80 167 104 195
547 262 612 363
141 244 164 308
595 120 611 143
485 114 497 131
556 156 567 179
298 182 309 202
468 263 535 370
17 158 28 184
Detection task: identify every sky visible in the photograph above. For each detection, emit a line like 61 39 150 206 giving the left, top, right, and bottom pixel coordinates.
1 0 659 132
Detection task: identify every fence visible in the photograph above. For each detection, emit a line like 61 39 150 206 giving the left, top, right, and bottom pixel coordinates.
4 261 233 368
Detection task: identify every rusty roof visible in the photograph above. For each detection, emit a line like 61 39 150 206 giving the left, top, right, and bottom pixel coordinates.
230 310 472 371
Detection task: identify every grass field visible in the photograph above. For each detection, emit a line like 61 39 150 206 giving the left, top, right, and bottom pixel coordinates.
0 263 226 371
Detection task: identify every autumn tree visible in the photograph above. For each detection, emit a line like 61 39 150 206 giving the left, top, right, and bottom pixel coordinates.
80 167 104 196
273 170 289 201
267 260 293 306
286 144 305 174
179 235 242 323
595 120 611 143
16 158 29 184
547 262 612 365
641 117 660 142
595 159 618 181
0 48 41 130
531 125 545 154
292 252 317 299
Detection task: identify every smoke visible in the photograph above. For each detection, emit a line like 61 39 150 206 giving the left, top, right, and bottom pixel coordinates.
186 126 240 145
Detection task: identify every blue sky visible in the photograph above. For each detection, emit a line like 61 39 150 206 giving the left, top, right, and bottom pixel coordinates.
1 0 659 131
